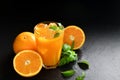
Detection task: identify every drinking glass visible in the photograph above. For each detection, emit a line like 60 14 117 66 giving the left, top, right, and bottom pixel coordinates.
34 21 64 69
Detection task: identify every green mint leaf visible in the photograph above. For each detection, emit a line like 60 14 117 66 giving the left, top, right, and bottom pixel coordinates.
59 43 78 66
49 26 57 30
58 56 67 66
76 72 86 80
81 72 86 79
61 69 75 77
58 50 78 66
77 59 90 70
54 32 60 38
62 44 71 52
61 51 70 57
66 50 78 61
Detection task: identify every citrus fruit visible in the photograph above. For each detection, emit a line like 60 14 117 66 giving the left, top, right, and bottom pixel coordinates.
64 25 85 50
13 50 43 77
13 32 37 54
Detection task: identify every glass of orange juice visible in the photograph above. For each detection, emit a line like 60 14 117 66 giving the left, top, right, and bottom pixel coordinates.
34 21 64 69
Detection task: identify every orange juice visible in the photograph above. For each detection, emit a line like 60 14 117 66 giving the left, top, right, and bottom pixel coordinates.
34 21 64 69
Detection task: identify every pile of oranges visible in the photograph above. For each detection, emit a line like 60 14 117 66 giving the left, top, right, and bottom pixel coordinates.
12 23 86 77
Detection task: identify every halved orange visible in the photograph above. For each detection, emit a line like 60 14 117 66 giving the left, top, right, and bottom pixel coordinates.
13 32 37 54
13 50 43 77
64 25 85 50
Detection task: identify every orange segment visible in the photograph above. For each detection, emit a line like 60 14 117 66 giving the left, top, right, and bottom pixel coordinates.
13 50 43 77
13 32 37 54
64 25 85 50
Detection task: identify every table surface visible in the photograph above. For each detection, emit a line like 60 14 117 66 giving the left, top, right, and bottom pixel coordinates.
0 22 120 80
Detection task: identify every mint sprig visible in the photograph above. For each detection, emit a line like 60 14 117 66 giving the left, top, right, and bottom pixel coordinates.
49 24 63 38
49 25 58 30
58 44 78 66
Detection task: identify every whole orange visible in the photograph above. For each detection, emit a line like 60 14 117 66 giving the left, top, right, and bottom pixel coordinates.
13 32 37 54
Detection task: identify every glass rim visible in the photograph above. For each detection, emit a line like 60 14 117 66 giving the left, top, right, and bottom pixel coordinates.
34 21 64 40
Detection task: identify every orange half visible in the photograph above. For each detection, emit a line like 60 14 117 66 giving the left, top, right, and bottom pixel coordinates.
13 50 43 77
64 25 85 50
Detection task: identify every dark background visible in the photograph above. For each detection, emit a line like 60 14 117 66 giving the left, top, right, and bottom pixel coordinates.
1 0 120 80
1 0 120 26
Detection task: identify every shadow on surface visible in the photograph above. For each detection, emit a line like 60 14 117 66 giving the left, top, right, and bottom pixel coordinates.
1 50 16 79
75 49 83 60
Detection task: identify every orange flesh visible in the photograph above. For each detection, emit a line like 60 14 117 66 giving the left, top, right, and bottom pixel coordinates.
14 50 42 76
64 26 85 49
34 23 64 67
